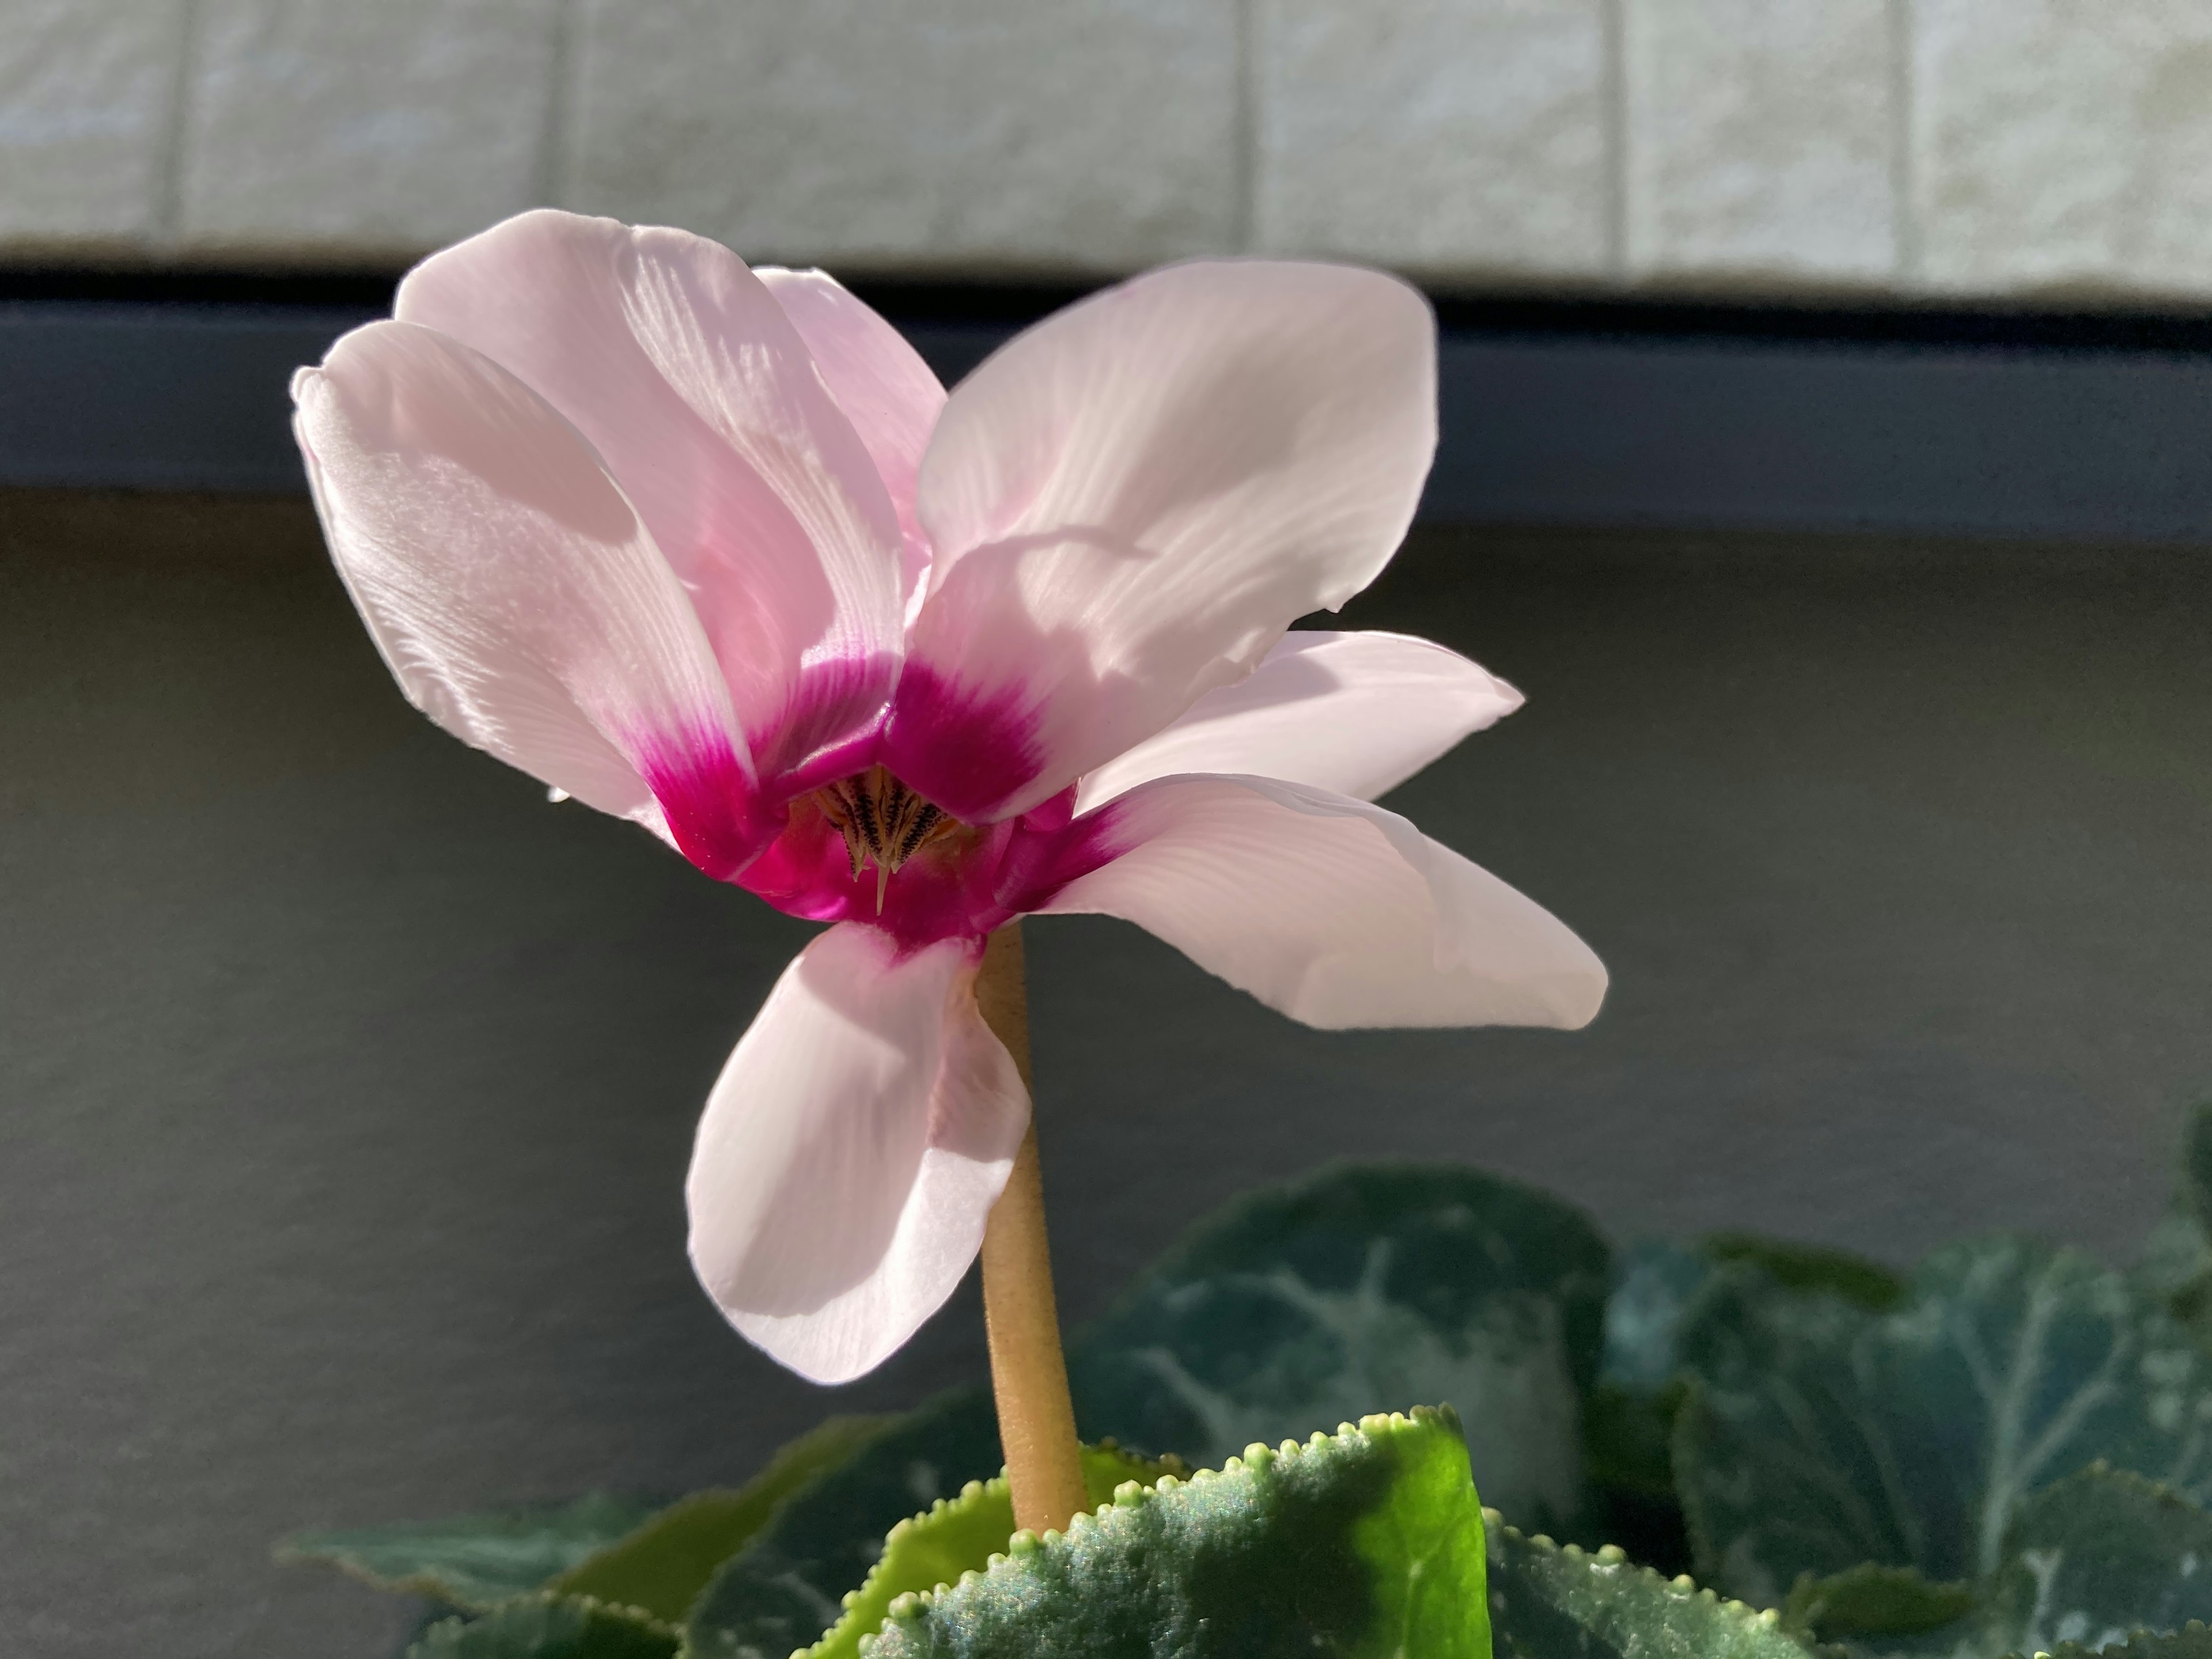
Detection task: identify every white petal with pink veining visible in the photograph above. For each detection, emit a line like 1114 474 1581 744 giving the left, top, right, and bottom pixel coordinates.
1040 774 1606 1031
686 925 1030 1384
758 267 945 613
396 210 906 781
1076 630 1522 812
293 320 748 840
888 260 1437 823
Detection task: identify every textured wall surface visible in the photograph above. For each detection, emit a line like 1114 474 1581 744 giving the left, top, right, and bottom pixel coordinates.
6 488 2212 1655
5 0 2212 300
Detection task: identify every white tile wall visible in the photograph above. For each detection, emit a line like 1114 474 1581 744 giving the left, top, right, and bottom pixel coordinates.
1623 0 1897 286
176 0 562 259
1912 0 2212 297
0 0 185 249
7 0 2212 301
1253 0 1612 281
567 0 1238 272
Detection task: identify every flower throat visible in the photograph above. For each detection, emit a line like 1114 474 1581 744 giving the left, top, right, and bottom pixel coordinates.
815 765 962 911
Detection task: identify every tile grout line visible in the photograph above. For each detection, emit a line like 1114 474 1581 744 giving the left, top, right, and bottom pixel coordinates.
1888 0 1920 283
154 0 206 253
1602 0 1629 285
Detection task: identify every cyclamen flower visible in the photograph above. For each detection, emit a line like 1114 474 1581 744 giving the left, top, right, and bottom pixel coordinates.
292 209 1606 1385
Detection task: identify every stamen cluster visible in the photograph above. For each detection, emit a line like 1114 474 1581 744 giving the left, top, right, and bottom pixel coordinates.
816 765 961 910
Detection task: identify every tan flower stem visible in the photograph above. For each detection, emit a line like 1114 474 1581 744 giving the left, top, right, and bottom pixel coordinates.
973 921 1089 1537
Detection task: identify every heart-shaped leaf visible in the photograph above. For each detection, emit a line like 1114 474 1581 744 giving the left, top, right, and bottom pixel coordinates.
1979 1464 2212 1658
1588 1234 1900 1574
1675 1237 2212 1607
861 1407 1487 1659
1069 1162 1610 1535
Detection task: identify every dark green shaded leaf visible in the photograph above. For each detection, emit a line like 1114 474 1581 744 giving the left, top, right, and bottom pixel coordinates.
2140 1104 2212 1348
2033 1623 2212 1659
1978 1465 2212 1657
1070 1162 1610 1533
406 1595 675 1658
1675 1238 2212 1608
279 1494 663 1611
1485 1513 1813 1659
685 1388 1003 1659
1600 1244 1713 1398
546 1416 886 1623
1700 1234 1906 1312
1585 1243 1711 1574
1780 1564 1973 1643
864 1407 1488 1659
806 1442 1178 1659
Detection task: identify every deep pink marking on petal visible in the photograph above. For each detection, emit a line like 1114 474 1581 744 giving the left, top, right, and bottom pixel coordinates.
719 780 1114 955
634 725 772 881
998 792 1132 916
747 648 898 793
878 662 1047 825
733 803 1017 948
770 722 886 803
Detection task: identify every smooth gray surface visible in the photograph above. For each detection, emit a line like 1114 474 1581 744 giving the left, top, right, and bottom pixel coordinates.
10 302 2212 542
4 490 2211 1656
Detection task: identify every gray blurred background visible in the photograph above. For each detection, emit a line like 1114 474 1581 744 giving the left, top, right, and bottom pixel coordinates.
6 5 2212 1657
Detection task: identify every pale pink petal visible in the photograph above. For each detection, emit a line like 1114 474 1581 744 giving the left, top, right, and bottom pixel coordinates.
1075 630 1521 812
291 321 759 871
757 267 945 613
396 210 906 784
1038 774 1605 1031
887 260 1437 823
686 924 1030 1384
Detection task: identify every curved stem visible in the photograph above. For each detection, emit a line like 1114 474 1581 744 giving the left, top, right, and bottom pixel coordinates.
974 922 1088 1536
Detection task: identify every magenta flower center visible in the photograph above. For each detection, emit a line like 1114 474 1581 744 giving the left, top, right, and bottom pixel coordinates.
814 766 965 912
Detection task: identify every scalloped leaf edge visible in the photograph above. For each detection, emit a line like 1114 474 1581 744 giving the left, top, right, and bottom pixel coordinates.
866 1407 1482 1655
802 1439 1181 1659
1484 1508 1814 1653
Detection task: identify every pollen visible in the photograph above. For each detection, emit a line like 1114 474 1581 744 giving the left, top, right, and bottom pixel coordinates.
814 766 961 911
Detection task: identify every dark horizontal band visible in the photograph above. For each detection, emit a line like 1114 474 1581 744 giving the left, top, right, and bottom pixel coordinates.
7 295 2211 545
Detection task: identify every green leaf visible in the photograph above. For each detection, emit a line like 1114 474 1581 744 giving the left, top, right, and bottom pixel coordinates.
1588 1241 1709 1551
1673 1237 2212 1607
1485 1514 1815 1659
544 1416 887 1623
279 1494 665 1611
1699 1234 1906 1312
1600 1244 1714 1399
1585 1235 1891 1579
1779 1564 1974 1643
1977 1464 2212 1657
2139 1103 2212 1346
685 1388 1005 1659
2032 1624 2212 1659
862 1407 1488 1659
805 1441 1179 1659
1069 1162 1611 1533
407 1595 676 1658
